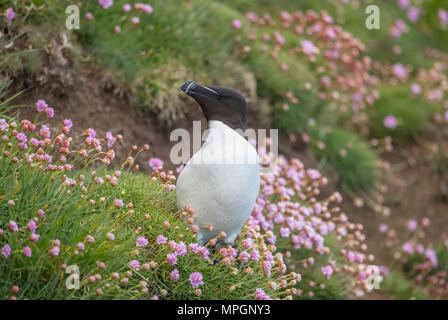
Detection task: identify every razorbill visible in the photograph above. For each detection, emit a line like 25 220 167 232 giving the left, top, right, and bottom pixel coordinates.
176 81 260 246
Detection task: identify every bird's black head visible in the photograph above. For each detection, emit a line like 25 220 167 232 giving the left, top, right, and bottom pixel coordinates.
180 81 247 131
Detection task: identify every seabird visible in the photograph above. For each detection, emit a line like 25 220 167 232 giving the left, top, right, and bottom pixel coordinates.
176 81 260 246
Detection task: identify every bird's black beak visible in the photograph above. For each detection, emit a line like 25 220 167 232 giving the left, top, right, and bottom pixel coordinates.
180 81 220 100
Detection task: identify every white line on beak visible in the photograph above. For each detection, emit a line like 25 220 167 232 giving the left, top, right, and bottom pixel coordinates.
184 81 197 95
198 84 219 95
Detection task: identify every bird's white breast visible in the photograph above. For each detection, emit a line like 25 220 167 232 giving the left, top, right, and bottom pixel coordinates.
176 121 260 245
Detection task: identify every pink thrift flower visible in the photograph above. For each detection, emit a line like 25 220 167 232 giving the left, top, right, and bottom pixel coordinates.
143 4 153 14
188 243 200 253
307 168 321 180
36 99 48 112
149 157 164 170
63 119 73 130
255 288 270 300
384 115 397 129
189 272 204 289
166 253 178 266
99 0 113 9
407 219 418 231
136 236 149 247
114 198 123 208
6 7 15 20
407 7 420 22
50 246 60 256
347 251 356 262
239 251 250 263
36 209 46 218
131 17 140 24
175 241 187 256
411 83 421 95
0 119 8 131
243 238 253 249
128 260 140 270
86 128 96 138
232 19 241 29
393 63 407 79
321 265 334 279
86 12 94 20
402 242 414 254
262 261 272 277
16 132 27 143
156 235 167 245
390 19 408 38
45 107 54 118
105 131 115 147
199 247 209 259
107 232 115 241
439 9 448 27
395 19 408 32
114 25 121 33
39 125 51 139
280 227 290 238
122 4 131 12
23 246 32 257
168 240 176 249
2 244 11 258
30 137 39 146
397 0 410 9
30 233 40 242
273 31 285 45
301 40 316 55
28 220 37 233
425 249 438 267
250 250 260 262
171 269 180 281
8 220 18 232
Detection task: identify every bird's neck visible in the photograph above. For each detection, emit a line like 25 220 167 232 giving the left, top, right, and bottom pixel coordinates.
208 120 245 137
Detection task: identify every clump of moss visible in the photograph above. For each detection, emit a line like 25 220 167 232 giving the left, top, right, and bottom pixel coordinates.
310 127 381 193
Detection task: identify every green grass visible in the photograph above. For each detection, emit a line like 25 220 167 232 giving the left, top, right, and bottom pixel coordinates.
310 127 381 193
0 164 275 299
381 271 429 300
368 84 439 141
278 235 352 300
